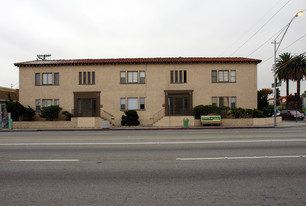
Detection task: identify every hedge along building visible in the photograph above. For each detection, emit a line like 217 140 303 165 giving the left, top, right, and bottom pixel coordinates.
14 57 261 126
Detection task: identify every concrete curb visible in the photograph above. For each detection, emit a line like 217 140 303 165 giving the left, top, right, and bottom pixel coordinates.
1 122 305 132
0 126 276 132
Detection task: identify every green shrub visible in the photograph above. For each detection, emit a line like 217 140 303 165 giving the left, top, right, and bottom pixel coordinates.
251 109 265 118
194 105 219 119
5 94 35 121
231 108 246 118
121 110 140 126
217 106 231 118
260 105 274 117
62 111 73 121
40 105 62 121
5 100 25 121
22 106 35 121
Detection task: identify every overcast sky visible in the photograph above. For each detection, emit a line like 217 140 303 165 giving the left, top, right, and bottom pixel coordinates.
0 0 305 96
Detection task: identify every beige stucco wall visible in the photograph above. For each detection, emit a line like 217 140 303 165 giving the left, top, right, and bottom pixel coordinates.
19 62 258 126
13 117 102 129
194 117 281 127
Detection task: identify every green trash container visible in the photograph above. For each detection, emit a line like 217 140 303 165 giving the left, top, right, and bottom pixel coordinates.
183 118 189 128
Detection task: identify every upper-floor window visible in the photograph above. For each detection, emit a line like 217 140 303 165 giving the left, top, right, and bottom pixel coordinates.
35 73 41 85
79 72 95 85
120 71 145 84
218 71 229 82
120 72 126 84
212 70 217 83
35 72 59 86
128 71 138 83
170 70 187 83
54 73 59 85
139 71 145 84
42 73 53 85
212 70 236 83
230 71 236 82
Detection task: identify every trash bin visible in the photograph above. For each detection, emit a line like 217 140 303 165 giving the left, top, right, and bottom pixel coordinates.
102 120 110 129
183 118 189 128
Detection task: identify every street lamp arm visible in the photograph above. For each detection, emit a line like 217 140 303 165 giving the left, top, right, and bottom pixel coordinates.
275 11 303 52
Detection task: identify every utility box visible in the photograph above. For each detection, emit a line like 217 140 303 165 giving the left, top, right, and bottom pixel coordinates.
102 120 110 129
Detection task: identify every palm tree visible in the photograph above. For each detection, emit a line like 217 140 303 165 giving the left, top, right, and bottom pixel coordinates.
275 52 294 109
291 54 306 109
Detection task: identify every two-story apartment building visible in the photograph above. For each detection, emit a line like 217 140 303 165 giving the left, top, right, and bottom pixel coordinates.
14 57 261 126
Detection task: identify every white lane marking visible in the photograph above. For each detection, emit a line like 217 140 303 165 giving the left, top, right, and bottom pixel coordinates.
1 139 306 146
176 155 306 161
10 159 80 162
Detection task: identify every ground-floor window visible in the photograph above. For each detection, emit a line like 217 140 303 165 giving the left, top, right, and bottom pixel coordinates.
35 99 41 112
212 96 237 108
120 97 145 111
37 99 59 110
120 98 126 110
42 99 52 107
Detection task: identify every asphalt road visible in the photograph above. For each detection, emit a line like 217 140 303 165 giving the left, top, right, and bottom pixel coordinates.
1 128 306 205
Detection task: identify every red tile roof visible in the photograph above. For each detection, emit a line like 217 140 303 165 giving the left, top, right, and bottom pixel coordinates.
0 87 19 101
14 57 261 67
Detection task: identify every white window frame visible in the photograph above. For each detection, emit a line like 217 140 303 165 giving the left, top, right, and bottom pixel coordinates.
211 70 217 83
212 96 218 106
140 98 145 110
128 71 138 83
231 96 237 108
120 72 126 84
127 98 138 110
218 71 229 82
120 98 126 110
54 99 60 106
139 71 145 84
42 99 52 107
35 99 41 112
42 73 53 85
230 70 236 82
35 73 41 85
54 73 59 85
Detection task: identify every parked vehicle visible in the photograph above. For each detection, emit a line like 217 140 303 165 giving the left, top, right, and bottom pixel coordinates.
280 110 305 120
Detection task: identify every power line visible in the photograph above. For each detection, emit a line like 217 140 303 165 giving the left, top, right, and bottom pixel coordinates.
247 24 288 57
221 0 286 56
259 33 306 67
230 0 292 56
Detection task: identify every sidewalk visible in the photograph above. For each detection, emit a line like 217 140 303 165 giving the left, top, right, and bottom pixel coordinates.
0 121 304 132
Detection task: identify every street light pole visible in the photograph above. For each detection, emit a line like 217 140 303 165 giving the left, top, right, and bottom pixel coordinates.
273 11 303 127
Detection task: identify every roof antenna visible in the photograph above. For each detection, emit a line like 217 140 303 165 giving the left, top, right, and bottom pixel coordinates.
37 54 51 60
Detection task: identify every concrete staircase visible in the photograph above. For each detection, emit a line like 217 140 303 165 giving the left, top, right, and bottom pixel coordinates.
153 116 195 127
